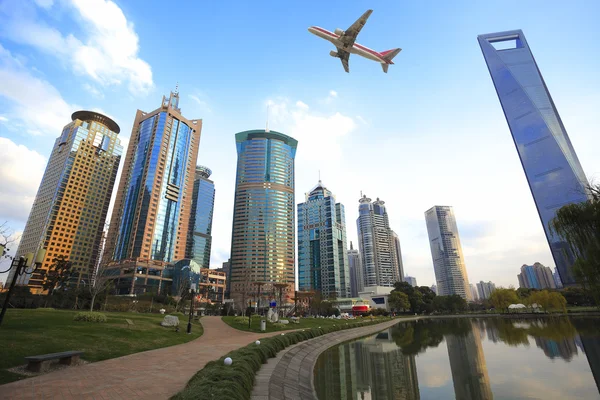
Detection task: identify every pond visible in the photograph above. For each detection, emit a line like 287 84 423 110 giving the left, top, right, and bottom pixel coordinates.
314 317 600 399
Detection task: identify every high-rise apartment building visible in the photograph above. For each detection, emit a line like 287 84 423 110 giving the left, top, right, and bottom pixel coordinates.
10 111 122 292
229 129 297 308
553 267 563 288
357 195 400 288
185 165 215 269
470 284 480 301
391 230 405 281
430 284 437 295
405 276 417 287
476 281 496 300
425 206 472 300
517 262 556 290
297 181 350 298
104 91 202 294
478 30 589 285
347 241 363 297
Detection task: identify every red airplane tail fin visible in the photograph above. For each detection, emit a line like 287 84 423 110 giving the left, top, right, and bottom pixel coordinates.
380 48 402 64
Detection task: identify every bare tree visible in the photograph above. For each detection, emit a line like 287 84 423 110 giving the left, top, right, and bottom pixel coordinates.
173 275 190 312
0 221 19 261
86 261 113 312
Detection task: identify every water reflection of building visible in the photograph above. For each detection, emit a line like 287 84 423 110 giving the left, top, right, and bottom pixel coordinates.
534 336 578 361
579 337 600 394
446 321 493 400
314 342 357 399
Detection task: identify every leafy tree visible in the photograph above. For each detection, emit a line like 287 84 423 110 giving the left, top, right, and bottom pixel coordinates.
516 287 536 300
550 184 600 305
527 290 567 313
561 287 595 307
392 282 437 314
433 295 467 313
43 255 73 296
489 288 519 312
388 291 410 312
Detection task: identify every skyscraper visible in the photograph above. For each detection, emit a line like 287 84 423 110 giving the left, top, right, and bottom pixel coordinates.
229 129 297 308
478 30 589 285
425 206 472 300
405 276 417 287
104 91 202 294
348 241 363 297
391 230 405 281
476 281 496 300
357 195 400 288
185 165 215 269
297 181 350 298
11 111 122 292
470 284 480 301
517 262 556 289
553 267 563 288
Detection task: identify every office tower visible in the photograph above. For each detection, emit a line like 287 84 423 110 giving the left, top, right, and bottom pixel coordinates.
405 276 417 287
297 180 350 298
517 262 556 289
229 129 297 308
391 230 405 280
553 267 563 288
348 241 364 297
221 258 231 298
104 91 202 294
431 284 437 294
185 165 215 269
357 195 400 287
10 111 122 292
478 30 589 286
425 206 472 300
476 281 496 300
446 321 493 400
470 284 480 301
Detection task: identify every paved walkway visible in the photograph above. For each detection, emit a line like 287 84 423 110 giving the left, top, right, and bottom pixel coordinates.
0 317 282 400
251 317 421 400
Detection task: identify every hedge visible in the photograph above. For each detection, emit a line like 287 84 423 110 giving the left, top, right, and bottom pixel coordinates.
73 312 107 323
171 318 387 400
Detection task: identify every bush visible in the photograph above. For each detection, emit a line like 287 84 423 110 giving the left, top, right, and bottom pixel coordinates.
233 316 249 325
73 312 107 323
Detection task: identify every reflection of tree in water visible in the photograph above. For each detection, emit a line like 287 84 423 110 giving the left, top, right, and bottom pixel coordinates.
391 319 472 355
485 318 530 347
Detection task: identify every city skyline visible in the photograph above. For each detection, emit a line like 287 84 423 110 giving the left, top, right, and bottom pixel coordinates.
1 2 599 289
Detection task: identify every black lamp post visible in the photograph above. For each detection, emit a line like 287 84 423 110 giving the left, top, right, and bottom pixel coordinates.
187 283 196 334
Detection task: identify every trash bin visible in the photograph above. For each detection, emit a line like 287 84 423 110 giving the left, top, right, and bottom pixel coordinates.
260 320 266 332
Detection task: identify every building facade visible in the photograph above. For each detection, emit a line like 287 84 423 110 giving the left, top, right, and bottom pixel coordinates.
104 91 202 294
553 267 563 289
348 241 363 297
357 195 400 288
229 129 297 309
391 230 405 281
478 30 589 285
405 276 417 287
185 165 215 269
517 262 556 289
470 284 480 301
425 206 472 300
10 111 122 293
297 181 350 298
476 281 496 300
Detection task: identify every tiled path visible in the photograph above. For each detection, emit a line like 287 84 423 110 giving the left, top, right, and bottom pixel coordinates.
251 317 422 400
0 316 281 400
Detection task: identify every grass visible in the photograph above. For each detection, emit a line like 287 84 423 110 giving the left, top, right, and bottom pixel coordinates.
0 309 203 385
222 315 390 333
173 318 390 400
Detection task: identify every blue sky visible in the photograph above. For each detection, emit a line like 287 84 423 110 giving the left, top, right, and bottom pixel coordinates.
0 0 599 287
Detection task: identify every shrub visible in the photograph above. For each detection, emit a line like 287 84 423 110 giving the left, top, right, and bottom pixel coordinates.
233 316 249 325
73 312 107 323
36 307 56 311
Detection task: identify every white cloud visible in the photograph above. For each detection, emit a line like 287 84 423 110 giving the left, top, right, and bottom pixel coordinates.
0 0 153 95
295 101 309 110
189 93 212 114
329 90 338 98
0 137 47 222
83 83 104 99
0 116 8 122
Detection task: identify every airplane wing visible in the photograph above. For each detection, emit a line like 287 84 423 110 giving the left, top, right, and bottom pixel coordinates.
339 9 373 47
336 47 350 73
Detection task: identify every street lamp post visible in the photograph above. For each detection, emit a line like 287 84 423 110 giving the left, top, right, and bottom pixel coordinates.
187 283 196 334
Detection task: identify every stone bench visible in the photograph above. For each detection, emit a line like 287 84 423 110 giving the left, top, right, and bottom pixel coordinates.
25 350 84 372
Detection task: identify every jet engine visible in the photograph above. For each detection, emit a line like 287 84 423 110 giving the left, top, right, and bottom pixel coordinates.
329 50 338 58
334 28 345 36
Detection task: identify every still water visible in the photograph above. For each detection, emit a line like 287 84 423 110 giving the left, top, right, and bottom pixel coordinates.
314 317 600 400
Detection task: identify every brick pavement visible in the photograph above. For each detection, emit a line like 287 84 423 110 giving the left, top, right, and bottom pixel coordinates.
0 316 283 400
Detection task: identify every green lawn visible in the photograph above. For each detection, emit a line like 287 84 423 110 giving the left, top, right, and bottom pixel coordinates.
222 315 391 333
0 309 202 385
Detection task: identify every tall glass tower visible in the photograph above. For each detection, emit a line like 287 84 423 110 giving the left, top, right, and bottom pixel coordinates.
11 111 122 292
391 230 405 281
425 206 472 300
297 181 350 298
104 91 202 294
185 165 215 269
478 30 589 285
357 195 400 287
229 129 297 309
348 241 363 297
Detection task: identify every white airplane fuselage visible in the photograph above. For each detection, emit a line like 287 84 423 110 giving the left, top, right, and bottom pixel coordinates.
308 26 391 64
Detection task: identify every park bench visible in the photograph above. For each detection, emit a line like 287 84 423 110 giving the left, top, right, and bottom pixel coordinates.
25 350 84 372
125 318 135 328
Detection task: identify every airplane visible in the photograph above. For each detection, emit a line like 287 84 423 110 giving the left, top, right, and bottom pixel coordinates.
308 10 401 73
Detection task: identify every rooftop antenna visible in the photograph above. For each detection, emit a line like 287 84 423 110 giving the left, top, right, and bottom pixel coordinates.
318 169 321 183
265 103 270 133
174 82 179 94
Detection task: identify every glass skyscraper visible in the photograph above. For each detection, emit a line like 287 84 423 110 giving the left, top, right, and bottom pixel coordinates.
10 111 122 292
104 91 202 294
348 241 363 297
392 230 405 282
357 195 401 288
297 181 350 298
229 129 297 309
185 165 215 269
425 205 472 300
478 30 589 285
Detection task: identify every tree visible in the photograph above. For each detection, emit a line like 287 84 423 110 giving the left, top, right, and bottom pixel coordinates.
43 255 73 296
433 295 467 313
0 222 19 275
528 290 567 313
489 288 519 312
388 291 410 312
173 273 191 312
86 261 113 312
550 184 600 305
392 282 437 314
